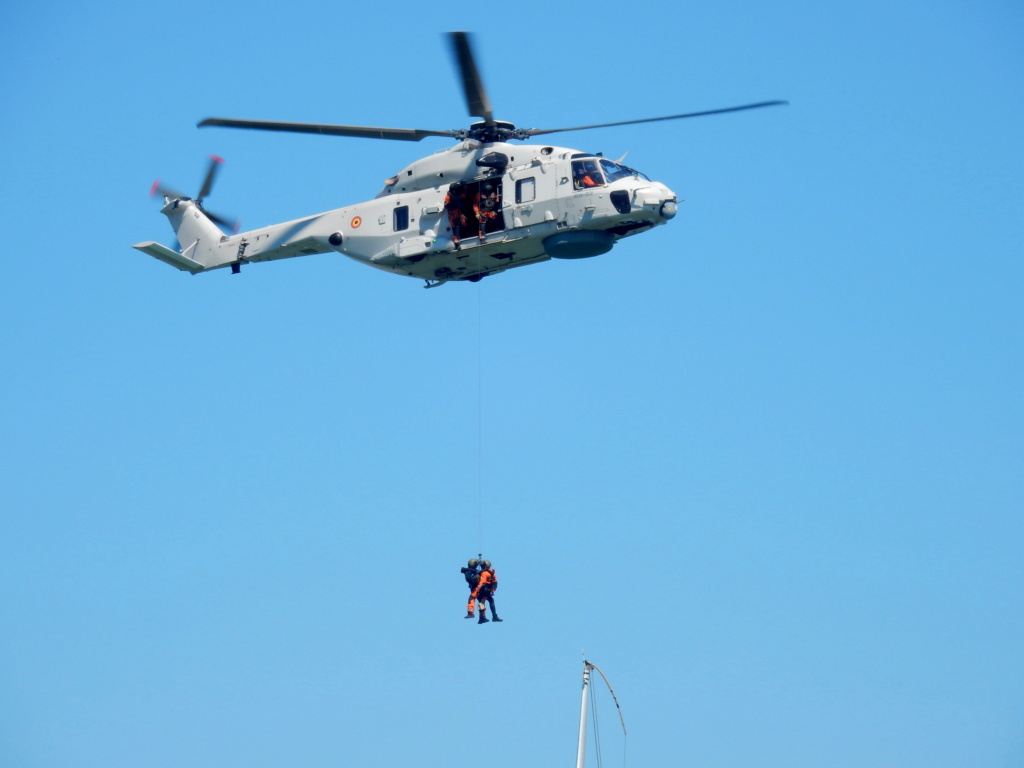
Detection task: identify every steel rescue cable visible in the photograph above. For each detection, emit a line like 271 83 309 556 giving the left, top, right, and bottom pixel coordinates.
476 267 484 554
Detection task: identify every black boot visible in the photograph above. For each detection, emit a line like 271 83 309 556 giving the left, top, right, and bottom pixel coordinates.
478 613 489 624
492 615 503 622
464 612 474 619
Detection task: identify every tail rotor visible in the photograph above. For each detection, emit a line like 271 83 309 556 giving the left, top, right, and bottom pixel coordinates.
149 155 239 233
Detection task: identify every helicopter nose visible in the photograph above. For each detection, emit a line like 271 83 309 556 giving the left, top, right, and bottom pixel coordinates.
634 183 677 221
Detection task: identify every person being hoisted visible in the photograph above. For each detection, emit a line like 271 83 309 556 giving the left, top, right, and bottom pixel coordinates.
444 182 468 250
461 558 481 619
472 559 502 624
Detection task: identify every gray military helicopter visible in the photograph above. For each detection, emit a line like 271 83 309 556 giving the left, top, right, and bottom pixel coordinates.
134 32 784 288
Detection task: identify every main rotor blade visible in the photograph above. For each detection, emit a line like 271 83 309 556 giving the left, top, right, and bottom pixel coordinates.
525 100 788 137
448 31 494 124
198 117 453 142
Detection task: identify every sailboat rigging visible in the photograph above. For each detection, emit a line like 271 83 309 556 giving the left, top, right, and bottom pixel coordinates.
576 659 627 768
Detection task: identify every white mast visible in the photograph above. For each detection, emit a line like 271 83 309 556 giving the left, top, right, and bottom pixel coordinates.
575 661 593 768
575 659 626 768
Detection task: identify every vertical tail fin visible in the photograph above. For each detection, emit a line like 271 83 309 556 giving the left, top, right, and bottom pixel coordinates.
133 197 232 272
163 197 229 267
135 156 238 273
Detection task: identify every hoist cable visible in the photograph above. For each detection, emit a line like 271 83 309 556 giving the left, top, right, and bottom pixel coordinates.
476 278 483 554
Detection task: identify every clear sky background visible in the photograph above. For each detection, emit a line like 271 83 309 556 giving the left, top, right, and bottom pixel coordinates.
2 1 1021 766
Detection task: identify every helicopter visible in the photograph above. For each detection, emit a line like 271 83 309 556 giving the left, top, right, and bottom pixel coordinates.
134 32 785 288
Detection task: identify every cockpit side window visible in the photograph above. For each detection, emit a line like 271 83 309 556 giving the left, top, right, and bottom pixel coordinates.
572 159 604 190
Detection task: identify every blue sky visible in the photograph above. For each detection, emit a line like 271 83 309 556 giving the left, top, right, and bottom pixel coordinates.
2 1 1022 766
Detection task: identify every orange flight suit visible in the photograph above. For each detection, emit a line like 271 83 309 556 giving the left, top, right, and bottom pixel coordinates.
473 567 497 612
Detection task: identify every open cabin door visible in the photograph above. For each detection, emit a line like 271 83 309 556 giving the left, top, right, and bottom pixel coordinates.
449 177 506 242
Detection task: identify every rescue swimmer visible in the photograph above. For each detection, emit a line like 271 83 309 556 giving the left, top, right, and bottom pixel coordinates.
460 557 502 624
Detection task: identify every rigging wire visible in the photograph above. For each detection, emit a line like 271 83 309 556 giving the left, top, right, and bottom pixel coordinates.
590 677 603 768
586 661 628 768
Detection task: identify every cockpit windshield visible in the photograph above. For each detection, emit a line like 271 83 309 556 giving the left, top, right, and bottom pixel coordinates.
573 157 650 189
599 158 649 183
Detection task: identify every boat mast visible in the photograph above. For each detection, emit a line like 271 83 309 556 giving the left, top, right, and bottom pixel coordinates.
575 658 627 768
575 660 593 768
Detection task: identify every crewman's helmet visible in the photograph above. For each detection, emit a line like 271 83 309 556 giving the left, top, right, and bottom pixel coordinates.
468 558 479 568
481 560 491 569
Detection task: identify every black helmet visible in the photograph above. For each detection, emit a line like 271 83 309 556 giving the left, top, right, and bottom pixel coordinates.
468 558 479 568
481 560 491 569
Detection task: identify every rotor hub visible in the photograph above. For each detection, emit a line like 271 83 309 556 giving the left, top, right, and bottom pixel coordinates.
458 121 528 143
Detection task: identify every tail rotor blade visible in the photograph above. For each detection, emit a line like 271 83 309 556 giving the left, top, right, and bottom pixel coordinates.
196 155 224 203
205 210 240 233
148 159 239 233
150 180 187 200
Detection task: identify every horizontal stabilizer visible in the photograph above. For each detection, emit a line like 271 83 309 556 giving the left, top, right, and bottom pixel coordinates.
133 241 204 273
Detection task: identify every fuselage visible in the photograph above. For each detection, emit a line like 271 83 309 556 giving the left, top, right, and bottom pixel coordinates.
140 139 678 286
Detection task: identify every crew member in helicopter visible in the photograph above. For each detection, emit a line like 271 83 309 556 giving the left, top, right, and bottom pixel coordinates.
461 558 481 618
474 181 500 244
472 559 502 624
574 164 600 189
444 182 469 250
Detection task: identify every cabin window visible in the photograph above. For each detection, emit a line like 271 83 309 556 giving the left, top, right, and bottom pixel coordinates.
393 205 409 231
516 178 536 203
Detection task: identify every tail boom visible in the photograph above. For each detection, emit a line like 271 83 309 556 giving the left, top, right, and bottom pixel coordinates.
135 197 336 274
